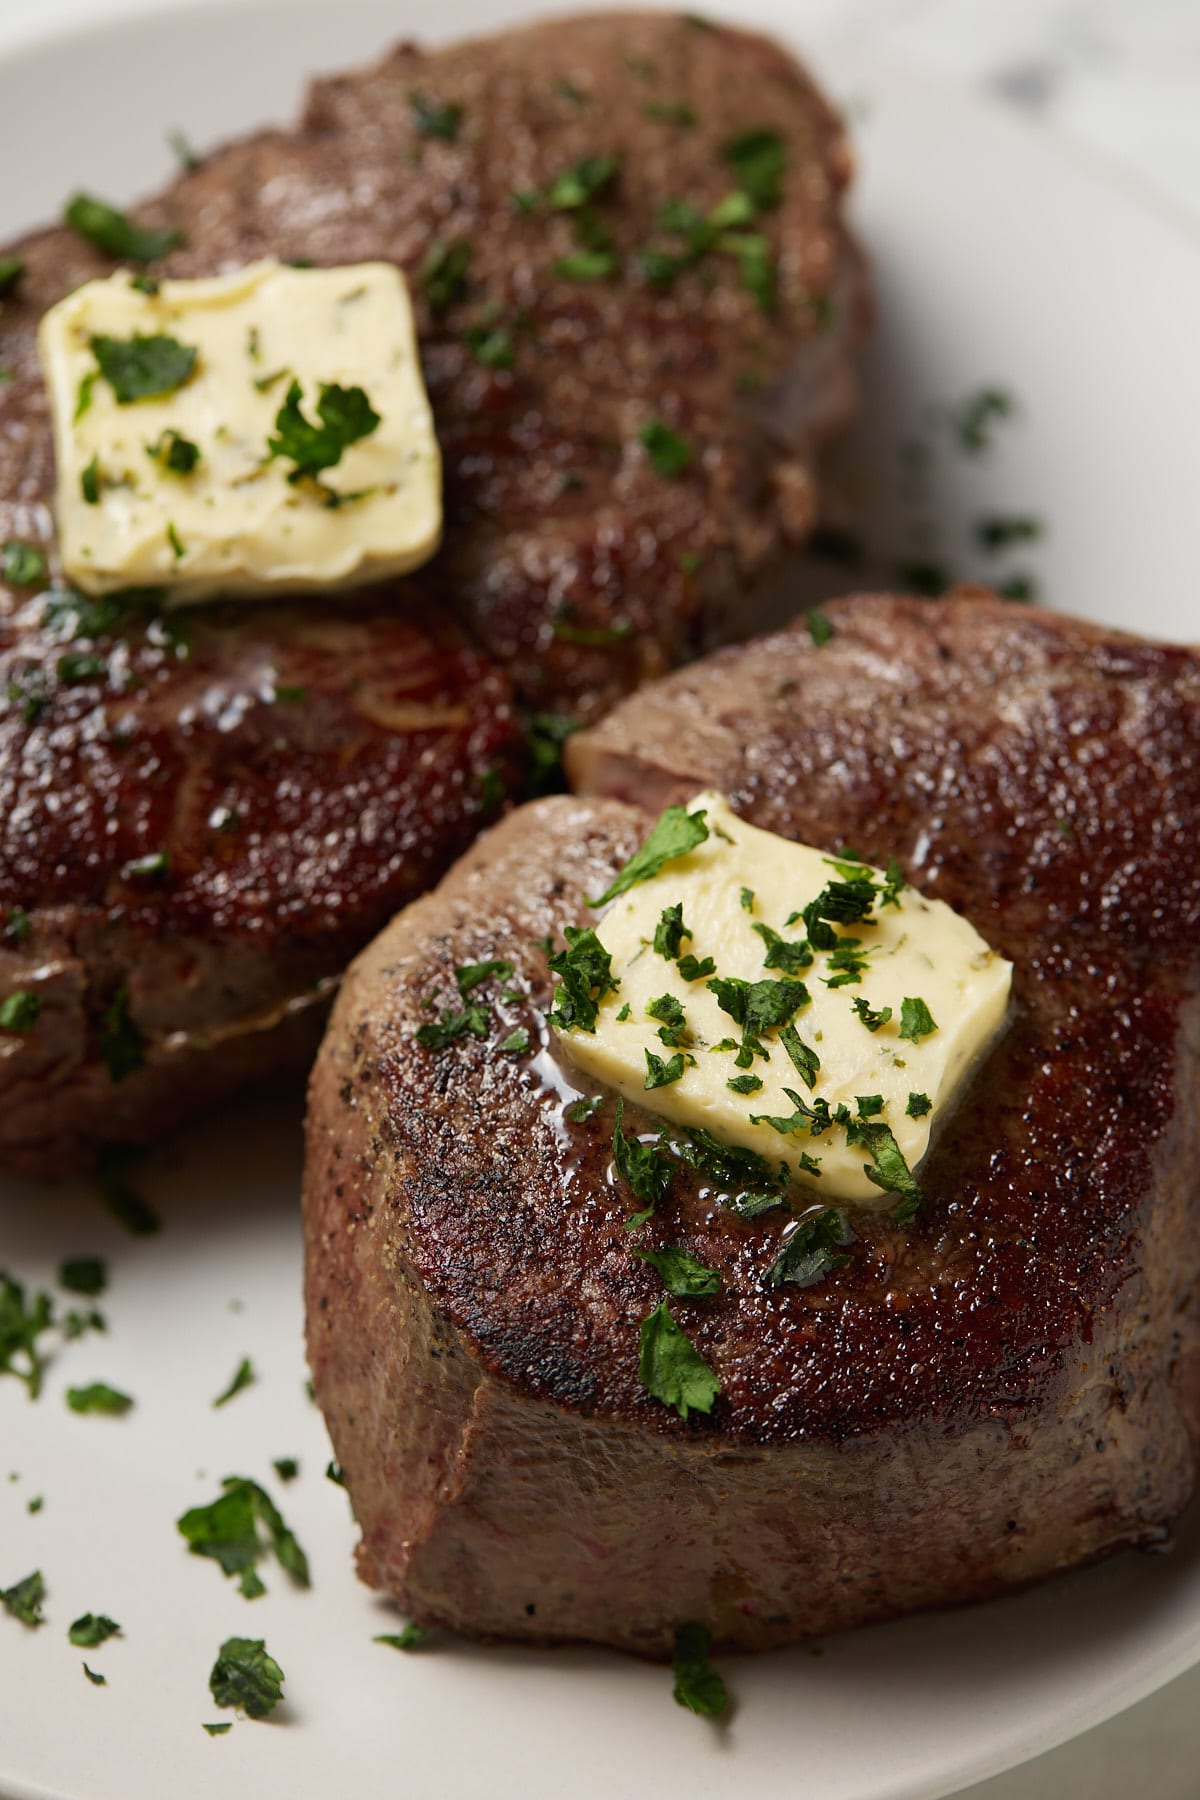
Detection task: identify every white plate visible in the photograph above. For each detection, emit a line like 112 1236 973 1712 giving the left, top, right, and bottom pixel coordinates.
3 6 1200 1799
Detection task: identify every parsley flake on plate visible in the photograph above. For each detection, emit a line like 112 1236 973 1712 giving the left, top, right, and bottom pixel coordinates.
212 1357 255 1409
178 1476 310 1598
65 1382 133 1416
59 1257 106 1297
672 1621 729 1717
0 1272 54 1396
2 1570 46 1626
208 1636 285 1720
374 1622 427 1651
68 1612 121 1647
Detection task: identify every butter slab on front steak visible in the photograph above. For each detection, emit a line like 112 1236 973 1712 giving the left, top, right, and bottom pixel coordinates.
303 594 1200 1652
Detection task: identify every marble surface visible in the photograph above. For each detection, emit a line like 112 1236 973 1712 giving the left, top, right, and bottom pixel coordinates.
0 1 1197 1796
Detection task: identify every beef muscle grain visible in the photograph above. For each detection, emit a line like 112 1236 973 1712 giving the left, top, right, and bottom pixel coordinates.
304 594 1200 1653
0 12 864 1173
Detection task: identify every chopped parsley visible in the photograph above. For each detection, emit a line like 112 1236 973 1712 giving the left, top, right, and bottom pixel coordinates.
2 1571 46 1627
727 1073 762 1095
644 1048 685 1089
65 1382 133 1416
739 886 755 913
846 1117 923 1211
59 1257 106 1297
272 1457 299 1483
410 93 463 140
589 804 709 906
64 192 182 263
4 907 31 943
638 1301 720 1420
203 1722 232 1736
646 993 688 1047
762 1207 853 1290
554 249 617 281
499 1027 531 1055
212 1357 255 1409
454 958 515 994
706 974 809 1034
549 612 632 647
147 429 201 475
779 1023 819 1089
805 606 834 647
639 419 694 478
0 990 40 1032
92 333 196 404
463 323 515 369
81 456 100 505
375 1623 428 1651
419 239 471 314
547 926 619 1034
635 1245 721 1298
98 1146 160 1235
906 1091 932 1118
751 922 812 975
130 273 159 295
267 379 380 486
68 1613 121 1647
723 126 786 209
898 996 938 1043
677 953 716 981
951 385 1013 455
0 1273 54 1397
178 1476 310 1598
3 540 45 587
565 1095 603 1123
672 1622 728 1717
167 128 200 171
851 997 892 1033
526 712 582 794
208 1636 285 1719
98 989 144 1083
612 1098 674 1227
976 514 1042 552
653 902 691 959
82 1663 107 1685
0 255 25 297
547 154 620 211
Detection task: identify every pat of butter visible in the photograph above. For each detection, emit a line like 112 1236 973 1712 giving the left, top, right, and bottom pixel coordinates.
38 260 441 602
556 794 1013 1208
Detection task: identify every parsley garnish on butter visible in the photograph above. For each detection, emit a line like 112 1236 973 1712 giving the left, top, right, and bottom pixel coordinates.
178 1477 310 1598
638 1301 719 1420
898 996 938 1043
267 379 380 486
208 1637 285 1720
64 193 182 263
547 927 619 1033
590 805 709 906
672 1622 728 1717
92 333 197 404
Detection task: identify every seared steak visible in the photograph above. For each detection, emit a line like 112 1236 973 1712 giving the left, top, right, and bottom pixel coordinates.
304 593 1200 1652
0 600 521 1176
0 11 863 1172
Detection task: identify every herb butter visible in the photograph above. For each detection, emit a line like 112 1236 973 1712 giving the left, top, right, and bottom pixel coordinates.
39 260 441 602
553 793 1013 1208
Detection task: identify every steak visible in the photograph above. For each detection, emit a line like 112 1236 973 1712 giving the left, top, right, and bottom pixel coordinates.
0 598 521 1176
0 12 864 1173
303 592 1200 1653
2 11 863 720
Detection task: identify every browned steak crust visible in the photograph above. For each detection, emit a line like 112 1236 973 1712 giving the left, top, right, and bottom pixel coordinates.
304 594 1200 1653
0 600 521 1174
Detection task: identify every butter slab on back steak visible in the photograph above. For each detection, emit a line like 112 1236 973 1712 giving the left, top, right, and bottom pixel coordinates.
304 594 1200 1652
0 11 865 1173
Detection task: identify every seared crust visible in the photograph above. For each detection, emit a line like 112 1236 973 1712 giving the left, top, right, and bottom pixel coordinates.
0 600 521 1174
304 594 1200 1650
